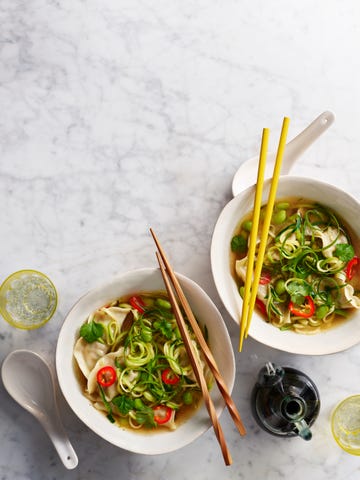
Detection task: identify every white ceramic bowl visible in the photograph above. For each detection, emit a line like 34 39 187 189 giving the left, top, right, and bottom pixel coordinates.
56 268 235 454
211 176 360 355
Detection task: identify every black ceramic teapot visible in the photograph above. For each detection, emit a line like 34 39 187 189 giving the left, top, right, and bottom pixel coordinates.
251 362 320 440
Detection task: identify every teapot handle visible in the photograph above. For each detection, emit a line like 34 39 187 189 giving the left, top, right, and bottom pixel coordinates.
294 418 312 441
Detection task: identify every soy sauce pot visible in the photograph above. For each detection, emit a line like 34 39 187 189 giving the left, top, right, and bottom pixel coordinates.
251 362 320 440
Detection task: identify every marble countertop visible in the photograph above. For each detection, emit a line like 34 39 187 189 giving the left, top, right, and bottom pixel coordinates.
2 1 360 479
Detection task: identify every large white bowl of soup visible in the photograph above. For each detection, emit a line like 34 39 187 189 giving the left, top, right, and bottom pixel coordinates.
56 268 235 454
211 176 360 355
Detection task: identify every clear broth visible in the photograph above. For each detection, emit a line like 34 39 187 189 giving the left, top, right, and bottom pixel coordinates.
230 197 360 332
74 290 206 433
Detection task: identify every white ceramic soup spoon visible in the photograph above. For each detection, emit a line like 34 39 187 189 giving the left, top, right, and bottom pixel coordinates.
1 349 78 470
231 111 335 196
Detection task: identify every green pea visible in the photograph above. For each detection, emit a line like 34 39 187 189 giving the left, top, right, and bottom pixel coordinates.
272 209 287 225
239 286 245 298
275 279 286 295
316 305 329 320
276 202 290 210
242 220 253 232
183 391 193 405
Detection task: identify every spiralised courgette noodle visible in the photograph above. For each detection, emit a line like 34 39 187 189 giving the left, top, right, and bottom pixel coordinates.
73 292 211 430
231 200 360 334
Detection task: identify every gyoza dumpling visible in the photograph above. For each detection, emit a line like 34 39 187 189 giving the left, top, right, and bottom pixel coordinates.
235 256 268 302
335 272 360 309
73 338 109 379
313 226 348 258
90 306 132 344
87 348 125 400
74 306 131 379
93 306 131 330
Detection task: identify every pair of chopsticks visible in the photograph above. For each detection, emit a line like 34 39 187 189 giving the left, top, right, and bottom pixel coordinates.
239 117 290 351
150 228 246 466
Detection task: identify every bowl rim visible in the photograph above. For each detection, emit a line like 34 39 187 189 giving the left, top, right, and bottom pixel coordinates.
56 267 235 454
211 175 360 355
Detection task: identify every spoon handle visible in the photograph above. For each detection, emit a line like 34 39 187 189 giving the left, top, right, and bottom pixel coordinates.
282 111 335 174
39 414 78 470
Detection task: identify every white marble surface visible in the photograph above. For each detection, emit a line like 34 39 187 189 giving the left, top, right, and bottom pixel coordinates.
1 1 360 478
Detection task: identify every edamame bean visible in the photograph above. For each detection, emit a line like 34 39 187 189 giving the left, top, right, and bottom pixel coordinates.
316 305 329 320
242 220 253 232
276 202 290 210
183 391 193 405
155 298 172 309
239 286 245 298
272 209 287 225
134 398 145 410
275 279 286 295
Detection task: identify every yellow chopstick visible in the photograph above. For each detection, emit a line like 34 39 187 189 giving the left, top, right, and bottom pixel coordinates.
238 128 269 351
243 117 290 339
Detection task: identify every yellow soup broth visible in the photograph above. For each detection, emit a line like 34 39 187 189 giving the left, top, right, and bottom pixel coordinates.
230 198 360 333
73 291 209 432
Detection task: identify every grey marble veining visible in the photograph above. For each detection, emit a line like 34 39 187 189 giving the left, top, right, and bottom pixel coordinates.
2 1 360 479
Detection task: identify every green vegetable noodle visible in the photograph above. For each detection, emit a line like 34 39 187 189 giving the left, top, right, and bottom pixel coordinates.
73 292 211 431
230 198 360 334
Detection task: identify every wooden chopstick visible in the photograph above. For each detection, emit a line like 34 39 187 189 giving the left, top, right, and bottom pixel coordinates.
155 251 232 466
240 117 290 344
239 128 269 351
150 227 246 438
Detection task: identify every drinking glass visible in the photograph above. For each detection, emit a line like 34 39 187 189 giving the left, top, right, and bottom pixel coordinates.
0 270 57 329
331 395 360 455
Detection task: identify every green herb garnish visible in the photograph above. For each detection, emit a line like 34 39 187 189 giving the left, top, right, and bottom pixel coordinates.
335 243 355 262
231 235 247 253
135 406 156 428
112 395 134 415
80 321 104 343
153 318 173 339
